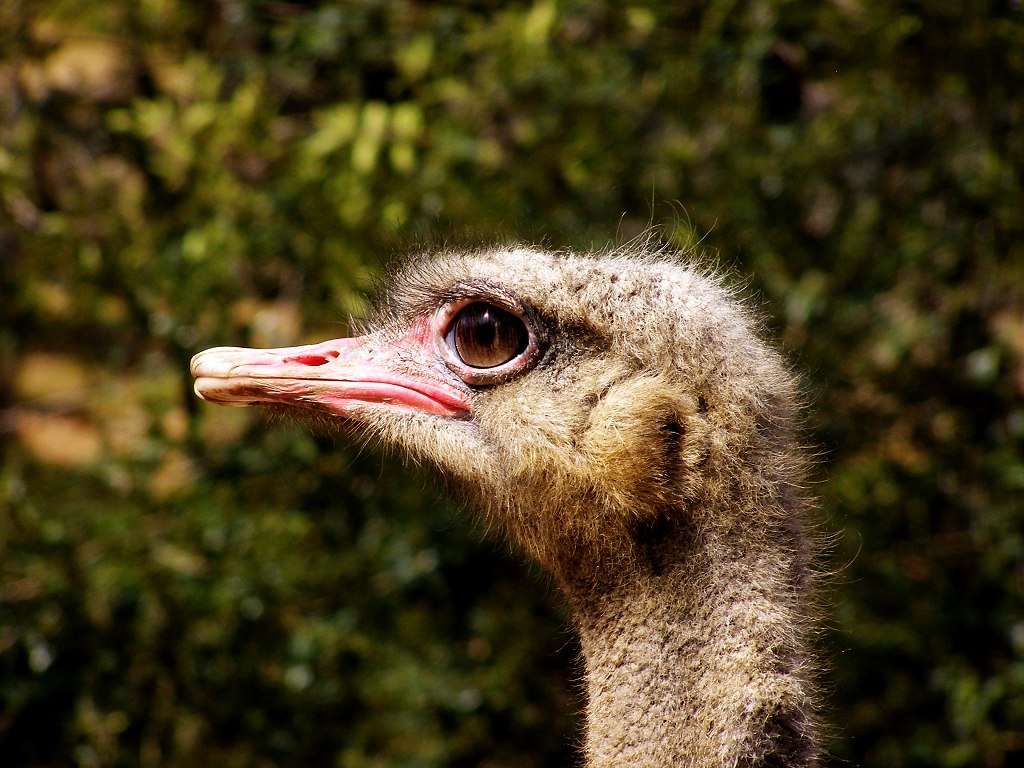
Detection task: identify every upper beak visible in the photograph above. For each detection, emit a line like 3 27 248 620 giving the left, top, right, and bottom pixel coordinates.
190 324 471 418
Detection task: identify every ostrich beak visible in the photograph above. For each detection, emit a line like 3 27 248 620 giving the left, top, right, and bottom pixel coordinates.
190 321 471 418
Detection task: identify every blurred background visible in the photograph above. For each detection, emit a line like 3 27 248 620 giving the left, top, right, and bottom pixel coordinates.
1 1 1022 766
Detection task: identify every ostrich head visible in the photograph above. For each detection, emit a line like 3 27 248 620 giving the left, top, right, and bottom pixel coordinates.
191 243 818 766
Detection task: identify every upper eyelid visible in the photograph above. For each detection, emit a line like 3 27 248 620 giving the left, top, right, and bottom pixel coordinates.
434 281 521 311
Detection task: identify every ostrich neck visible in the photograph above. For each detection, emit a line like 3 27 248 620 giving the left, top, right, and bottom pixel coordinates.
563 523 816 768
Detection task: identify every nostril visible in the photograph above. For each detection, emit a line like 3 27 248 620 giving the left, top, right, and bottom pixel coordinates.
284 350 340 366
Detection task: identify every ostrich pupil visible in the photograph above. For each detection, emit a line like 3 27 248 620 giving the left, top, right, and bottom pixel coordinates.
451 303 528 368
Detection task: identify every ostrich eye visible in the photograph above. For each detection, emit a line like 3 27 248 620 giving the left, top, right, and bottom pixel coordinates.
446 303 529 369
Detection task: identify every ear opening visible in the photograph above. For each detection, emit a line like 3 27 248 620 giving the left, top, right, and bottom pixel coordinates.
660 417 684 456
579 374 703 514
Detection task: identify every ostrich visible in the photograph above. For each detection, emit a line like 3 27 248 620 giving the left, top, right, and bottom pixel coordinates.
191 243 820 767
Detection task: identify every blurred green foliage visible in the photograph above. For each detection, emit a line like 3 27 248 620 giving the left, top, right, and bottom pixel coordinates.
1 1 1022 766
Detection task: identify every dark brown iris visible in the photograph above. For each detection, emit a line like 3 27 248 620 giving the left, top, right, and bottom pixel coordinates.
447 303 529 369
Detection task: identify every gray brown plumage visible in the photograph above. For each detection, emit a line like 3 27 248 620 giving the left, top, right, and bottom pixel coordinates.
191 243 820 767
